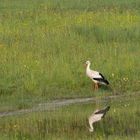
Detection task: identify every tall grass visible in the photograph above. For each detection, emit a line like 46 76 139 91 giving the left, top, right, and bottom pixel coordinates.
0 0 139 106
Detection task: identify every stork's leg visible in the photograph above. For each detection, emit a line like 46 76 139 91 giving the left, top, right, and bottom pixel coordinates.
92 82 95 90
97 83 99 90
95 83 99 90
95 83 97 90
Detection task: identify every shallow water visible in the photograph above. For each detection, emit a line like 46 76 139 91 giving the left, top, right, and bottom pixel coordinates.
0 94 136 118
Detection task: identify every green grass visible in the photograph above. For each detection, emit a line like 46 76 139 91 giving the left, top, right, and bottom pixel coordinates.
0 0 140 109
0 95 139 140
0 1 139 139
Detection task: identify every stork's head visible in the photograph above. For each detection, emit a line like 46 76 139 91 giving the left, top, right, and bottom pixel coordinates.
86 60 90 65
85 60 91 67
89 127 94 132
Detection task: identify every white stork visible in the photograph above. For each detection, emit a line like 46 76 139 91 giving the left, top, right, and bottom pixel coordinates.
85 60 109 90
88 106 110 132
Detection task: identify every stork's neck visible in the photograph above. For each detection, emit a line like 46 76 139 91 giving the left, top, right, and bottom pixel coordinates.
86 63 91 72
89 125 94 132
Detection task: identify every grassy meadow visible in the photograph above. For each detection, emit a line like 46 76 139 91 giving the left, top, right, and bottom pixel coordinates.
0 0 140 139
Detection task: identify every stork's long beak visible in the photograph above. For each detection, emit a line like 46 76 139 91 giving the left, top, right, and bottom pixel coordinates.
84 64 87 68
89 128 94 132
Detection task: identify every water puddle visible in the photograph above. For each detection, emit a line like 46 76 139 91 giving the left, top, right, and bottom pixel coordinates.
0 93 138 118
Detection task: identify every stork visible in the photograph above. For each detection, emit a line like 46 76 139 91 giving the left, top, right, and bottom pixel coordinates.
85 60 109 90
88 106 110 132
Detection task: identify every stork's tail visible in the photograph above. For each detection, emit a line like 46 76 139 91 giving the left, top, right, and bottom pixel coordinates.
102 106 110 118
103 79 109 85
104 106 110 112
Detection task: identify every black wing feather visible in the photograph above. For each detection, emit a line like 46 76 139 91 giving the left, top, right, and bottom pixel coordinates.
95 106 110 118
93 73 109 85
99 73 105 79
93 78 109 85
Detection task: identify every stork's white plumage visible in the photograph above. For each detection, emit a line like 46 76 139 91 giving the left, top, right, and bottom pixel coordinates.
85 60 109 90
88 106 110 132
